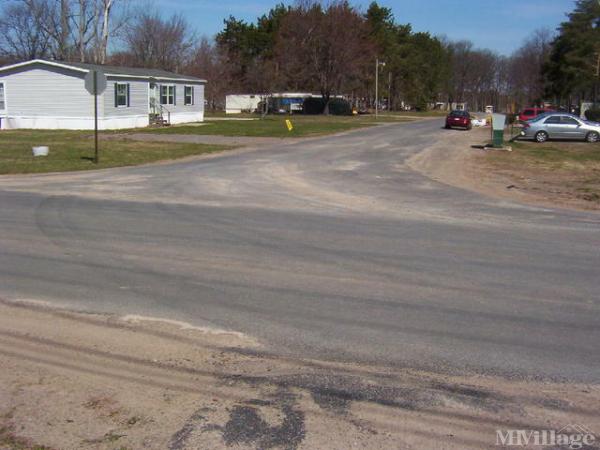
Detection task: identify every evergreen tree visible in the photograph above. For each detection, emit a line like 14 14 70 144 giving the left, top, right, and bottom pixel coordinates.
545 0 600 103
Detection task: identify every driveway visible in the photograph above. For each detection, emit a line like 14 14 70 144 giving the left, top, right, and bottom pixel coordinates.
1 119 599 382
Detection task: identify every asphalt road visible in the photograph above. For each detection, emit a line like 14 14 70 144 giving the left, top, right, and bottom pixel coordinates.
1 119 599 382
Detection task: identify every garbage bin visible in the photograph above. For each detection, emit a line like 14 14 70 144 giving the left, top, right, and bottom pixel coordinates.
491 113 506 148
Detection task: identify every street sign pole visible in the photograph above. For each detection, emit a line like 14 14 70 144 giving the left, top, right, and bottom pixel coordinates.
84 69 106 165
94 71 99 164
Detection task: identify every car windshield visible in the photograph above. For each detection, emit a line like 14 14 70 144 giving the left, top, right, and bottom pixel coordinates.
450 111 469 117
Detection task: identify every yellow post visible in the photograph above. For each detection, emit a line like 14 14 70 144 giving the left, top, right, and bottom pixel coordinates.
285 119 294 131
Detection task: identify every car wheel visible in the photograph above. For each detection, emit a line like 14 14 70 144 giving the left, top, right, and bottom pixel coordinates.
445 124 451 129
535 131 548 143
586 131 599 143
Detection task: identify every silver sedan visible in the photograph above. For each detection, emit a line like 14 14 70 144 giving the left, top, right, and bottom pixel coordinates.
520 113 600 143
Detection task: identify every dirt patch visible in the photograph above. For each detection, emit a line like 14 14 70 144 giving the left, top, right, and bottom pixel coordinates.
407 127 600 212
0 298 599 449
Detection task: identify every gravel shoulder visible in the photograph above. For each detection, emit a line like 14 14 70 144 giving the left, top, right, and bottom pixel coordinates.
407 127 600 212
1 298 599 450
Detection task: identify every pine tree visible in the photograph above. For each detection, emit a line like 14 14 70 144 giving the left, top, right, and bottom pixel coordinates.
545 0 600 104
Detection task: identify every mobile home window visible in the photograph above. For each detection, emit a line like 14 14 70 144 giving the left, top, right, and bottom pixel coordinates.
0 83 5 110
115 83 129 107
184 86 194 105
161 85 175 105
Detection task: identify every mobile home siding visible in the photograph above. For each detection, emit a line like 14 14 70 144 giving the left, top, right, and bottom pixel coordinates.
0 64 91 118
160 81 204 124
104 77 148 118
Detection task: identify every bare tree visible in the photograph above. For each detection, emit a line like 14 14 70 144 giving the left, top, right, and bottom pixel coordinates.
468 49 498 111
92 0 128 64
96 0 113 63
5 0 76 61
124 10 194 71
74 0 126 63
0 0 51 60
275 1 372 113
74 0 96 61
447 40 475 103
185 37 231 110
508 28 553 107
56 0 68 58
0 0 125 63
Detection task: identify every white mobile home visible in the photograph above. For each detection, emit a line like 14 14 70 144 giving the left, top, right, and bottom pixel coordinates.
225 94 263 114
225 92 322 114
0 59 206 130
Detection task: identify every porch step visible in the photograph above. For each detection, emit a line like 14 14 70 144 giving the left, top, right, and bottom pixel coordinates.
149 115 170 127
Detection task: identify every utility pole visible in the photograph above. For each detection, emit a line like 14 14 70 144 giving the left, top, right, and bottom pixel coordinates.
595 52 600 105
375 58 378 118
388 71 392 111
594 52 600 104
375 58 385 118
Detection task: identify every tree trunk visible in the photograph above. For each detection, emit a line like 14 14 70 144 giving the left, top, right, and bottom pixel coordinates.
322 93 331 115
100 0 113 64
78 0 87 62
59 0 70 60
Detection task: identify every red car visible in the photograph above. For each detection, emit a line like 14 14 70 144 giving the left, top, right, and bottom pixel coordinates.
518 107 554 122
445 110 472 130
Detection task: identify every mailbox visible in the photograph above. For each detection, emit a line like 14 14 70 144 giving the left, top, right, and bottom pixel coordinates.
491 113 506 148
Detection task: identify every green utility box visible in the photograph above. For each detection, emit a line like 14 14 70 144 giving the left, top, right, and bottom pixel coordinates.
491 113 506 148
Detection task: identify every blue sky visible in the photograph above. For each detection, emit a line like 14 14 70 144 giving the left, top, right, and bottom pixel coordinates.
151 0 574 55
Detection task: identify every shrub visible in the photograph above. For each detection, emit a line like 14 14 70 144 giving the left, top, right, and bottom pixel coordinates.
303 97 352 115
327 98 352 116
414 98 428 112
584 109 600 122
303 97 325 115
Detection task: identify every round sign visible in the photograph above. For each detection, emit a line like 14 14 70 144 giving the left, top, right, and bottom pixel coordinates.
84 70 107 95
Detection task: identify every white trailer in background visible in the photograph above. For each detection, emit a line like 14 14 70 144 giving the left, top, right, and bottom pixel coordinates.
225 93 320 114
225 95 263 114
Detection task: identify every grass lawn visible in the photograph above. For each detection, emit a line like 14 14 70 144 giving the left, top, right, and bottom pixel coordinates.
204 111 257 119
0 130 231 175
148 114 415 138
486 139 600 203
509 140 600 165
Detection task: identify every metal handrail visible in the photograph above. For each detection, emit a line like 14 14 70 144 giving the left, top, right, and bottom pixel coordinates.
157 104 171 125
